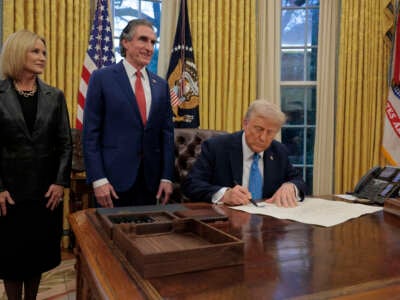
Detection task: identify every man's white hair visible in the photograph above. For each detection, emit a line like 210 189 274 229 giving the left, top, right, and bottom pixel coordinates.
244 99 286 126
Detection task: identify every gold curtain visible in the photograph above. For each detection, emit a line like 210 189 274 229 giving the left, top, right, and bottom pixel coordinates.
335 0 393 193
2 0 91 127
188 0 257 132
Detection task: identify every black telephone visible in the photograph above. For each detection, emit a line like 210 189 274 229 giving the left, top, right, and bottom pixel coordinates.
351 166 400 204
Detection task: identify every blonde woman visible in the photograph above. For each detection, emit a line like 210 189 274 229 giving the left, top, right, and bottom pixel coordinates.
0 30 71 300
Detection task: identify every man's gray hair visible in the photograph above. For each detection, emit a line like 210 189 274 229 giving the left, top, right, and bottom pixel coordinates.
244 99 286 126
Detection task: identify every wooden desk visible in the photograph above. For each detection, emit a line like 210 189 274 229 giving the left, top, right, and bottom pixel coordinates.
68 199 400 299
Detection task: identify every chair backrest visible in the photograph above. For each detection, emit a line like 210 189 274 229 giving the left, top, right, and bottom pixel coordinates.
71 128 85 173
172 128 227 202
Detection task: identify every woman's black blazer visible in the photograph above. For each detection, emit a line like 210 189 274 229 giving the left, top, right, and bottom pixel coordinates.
0 79 72 203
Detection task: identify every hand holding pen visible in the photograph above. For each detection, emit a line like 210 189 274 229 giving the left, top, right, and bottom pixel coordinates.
234 181 258 207
221 181 252 206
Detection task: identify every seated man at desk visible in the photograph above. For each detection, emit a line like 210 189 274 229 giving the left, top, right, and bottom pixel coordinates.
182 99 307 207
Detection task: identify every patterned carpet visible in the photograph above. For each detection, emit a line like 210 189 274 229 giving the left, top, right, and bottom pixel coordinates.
0 259 76 300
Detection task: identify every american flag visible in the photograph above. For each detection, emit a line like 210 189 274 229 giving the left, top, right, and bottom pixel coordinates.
170 86 180 107
76 0 115 129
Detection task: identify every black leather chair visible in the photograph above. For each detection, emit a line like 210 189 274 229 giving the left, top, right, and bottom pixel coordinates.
171 128 227 202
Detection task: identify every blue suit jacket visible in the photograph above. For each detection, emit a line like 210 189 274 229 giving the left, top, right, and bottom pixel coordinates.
83 61 174 193
182 131 307 202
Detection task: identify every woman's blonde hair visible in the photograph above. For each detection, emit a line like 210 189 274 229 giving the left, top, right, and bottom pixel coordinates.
0 30 46 80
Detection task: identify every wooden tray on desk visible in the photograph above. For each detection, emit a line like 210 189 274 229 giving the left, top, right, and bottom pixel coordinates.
96 210 177 239
113 218 244 278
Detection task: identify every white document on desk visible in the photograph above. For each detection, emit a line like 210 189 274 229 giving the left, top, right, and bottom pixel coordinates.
231 197 383 227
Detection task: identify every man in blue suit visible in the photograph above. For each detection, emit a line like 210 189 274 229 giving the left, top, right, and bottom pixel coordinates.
182 100 307 207
83 19 174 207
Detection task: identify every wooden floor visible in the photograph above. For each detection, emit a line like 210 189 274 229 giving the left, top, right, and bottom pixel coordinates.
62 248 76 261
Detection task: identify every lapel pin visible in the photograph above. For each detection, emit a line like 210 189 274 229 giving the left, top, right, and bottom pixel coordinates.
270 155 274 160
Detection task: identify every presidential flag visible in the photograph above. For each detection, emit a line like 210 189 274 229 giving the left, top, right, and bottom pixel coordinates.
166 0 200 128
383 8 400 165
76 0 115 129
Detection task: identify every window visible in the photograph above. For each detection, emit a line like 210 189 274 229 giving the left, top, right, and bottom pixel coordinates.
280 0 319 193
111 0 162 73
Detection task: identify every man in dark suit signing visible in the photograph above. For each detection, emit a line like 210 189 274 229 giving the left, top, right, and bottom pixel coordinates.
83 19 174 207
182 100 307 207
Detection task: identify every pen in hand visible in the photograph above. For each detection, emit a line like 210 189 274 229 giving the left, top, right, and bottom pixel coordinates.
233 180 259 207
248 197 259 207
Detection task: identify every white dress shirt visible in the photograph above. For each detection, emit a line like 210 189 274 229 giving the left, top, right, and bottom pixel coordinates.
123 59 152 119
241 134 264 189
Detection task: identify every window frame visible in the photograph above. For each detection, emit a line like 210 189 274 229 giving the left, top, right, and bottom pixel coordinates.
279 1 320 193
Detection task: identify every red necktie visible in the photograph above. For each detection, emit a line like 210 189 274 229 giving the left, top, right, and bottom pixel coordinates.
135 70 147 124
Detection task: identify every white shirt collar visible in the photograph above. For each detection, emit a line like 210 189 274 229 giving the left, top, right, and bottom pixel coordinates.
122 60 146 80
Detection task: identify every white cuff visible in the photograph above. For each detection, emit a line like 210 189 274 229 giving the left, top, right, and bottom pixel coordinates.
211 187 229 204
93 178 109 188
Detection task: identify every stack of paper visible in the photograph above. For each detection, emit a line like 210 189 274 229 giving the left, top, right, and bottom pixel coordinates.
231 197 383 227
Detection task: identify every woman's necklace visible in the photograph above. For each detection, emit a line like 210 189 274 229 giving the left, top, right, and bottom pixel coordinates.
13 80 37 98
